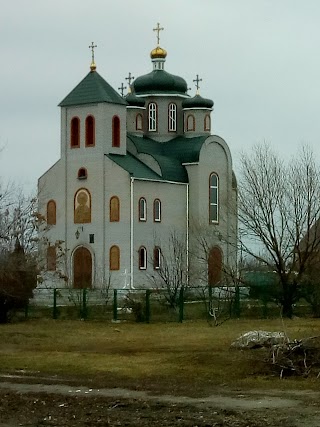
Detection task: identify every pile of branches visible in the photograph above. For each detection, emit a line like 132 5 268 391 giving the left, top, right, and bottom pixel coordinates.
268 336 320 378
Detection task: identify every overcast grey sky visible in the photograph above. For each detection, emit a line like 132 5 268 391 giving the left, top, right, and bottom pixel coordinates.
1 0 320 192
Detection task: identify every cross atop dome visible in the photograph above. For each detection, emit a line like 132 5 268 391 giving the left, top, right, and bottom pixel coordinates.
153 22 164 46
89 41 97 72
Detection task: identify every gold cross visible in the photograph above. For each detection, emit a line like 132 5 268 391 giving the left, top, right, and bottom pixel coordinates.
89 41 97 63
153 22 164 46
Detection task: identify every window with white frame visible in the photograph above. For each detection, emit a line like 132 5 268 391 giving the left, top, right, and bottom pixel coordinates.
153 246 161 270
168 103 177 132
139 197 147 221
209 173 219 223
148 102 157 131
153 199 161 222
139 246 147 270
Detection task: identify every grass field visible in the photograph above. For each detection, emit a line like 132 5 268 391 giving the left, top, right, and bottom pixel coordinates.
0 317 319 396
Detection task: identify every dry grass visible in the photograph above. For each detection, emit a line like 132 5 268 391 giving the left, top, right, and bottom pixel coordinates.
0 318 319 395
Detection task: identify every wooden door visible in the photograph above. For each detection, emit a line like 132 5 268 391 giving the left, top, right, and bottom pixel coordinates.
73 247 92 289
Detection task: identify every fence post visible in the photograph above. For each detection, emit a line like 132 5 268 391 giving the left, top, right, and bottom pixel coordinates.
53 288 58 319
145 289 151 323
81 288 88 320
113 289 118 322
178 286 184 323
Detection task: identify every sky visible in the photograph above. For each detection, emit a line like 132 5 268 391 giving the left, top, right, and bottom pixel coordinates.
1 0 320 193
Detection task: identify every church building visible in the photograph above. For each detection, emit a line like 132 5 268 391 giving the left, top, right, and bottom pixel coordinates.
38 25 238 290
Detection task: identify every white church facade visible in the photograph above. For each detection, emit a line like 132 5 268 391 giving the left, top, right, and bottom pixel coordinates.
38 27 238 290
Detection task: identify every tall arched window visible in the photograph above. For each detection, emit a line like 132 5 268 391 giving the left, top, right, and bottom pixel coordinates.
168 103 177 132
153 199 161 222
112 115 120 147
139 197 147 221
148 102 157 131
208 246 223 286
139 246 147 270
85 115 95 147
110 196 120 222
110 245 120 271
204 114 211 131
136 113 143 131
186 114 195 131
209 173 219 223
74 188 91 224
153 246 161 270
71 117 80 147
47 200 56 225
47 246 56 271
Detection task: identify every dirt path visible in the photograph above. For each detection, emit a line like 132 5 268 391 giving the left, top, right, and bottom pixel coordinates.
0 378 320 426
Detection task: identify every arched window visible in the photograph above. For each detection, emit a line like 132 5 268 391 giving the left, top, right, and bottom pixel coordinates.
74 188 91 224
148 102 157 131
47 200 56 225
139 246 147 270
110 245 120 271
153 199 161 222
47 245 56 271
208 246 222 286
168 103 177 132
139 197 147 221
110 196 120 222
71 117 80 147
204 114 211 131
85 115 95 147
112 115 120 147
209 173 219 223
186 114 195 131
77 167 87 179
153 246 161 270
136 113 143 131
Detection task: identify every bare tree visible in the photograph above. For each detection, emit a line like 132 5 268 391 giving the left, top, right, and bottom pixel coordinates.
238 143 320 317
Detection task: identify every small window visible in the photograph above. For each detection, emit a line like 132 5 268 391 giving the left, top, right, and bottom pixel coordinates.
209 173 219 223
110 245 120 271
89 234 94 244
47 246 56 271
112 115 120 147
148 102 157 131
186 114 195 132
204 114 211 131
139 246 147 270
153 246 161 270
168 103 177 132
71 117 80 147
85 115 95 147
139 197 147 221
136 113 143 131
47 200 56 225
110 196 120 222
77 168 87 179
153 199 161 222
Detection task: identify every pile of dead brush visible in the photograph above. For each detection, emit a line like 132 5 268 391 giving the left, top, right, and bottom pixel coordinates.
268 336 320 378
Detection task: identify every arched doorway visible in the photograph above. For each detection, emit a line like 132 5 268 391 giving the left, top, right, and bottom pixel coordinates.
73 247 92 289
208 246 222 286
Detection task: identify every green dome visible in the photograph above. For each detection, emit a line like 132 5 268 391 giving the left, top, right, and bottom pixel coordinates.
133 70 188 96
182 94 213 109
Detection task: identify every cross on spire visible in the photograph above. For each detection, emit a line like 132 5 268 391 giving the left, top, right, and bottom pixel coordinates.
193 74 202 91
118 82 127 97
153 22 164 46
125 72 135 86
89 42 97 71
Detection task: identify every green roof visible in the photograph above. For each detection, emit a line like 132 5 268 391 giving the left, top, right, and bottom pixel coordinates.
133 70 188 96
127 134 209 182
106 152 163 180
59 71 127 107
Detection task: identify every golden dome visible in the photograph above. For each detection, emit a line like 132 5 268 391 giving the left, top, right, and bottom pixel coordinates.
150 46 167 59
90 61 96 72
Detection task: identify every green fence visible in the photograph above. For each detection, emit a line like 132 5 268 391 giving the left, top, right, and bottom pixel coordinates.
25 285 312 322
